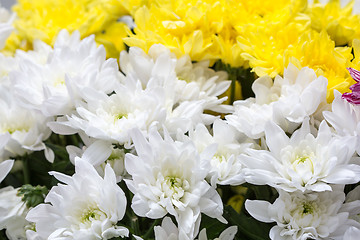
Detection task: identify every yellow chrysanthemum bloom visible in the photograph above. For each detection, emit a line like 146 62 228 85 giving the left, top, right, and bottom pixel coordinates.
237 16 310 78
95 21 130 59
285 30 354 102
6 0 130 57
307 0 360 46
123 0 250 67
227 195 245 213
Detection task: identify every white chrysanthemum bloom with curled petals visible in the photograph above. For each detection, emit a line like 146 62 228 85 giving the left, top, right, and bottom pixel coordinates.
226 64 327 139
26 159 129 239
120 44 231 111
323 90 360 155
119 45 232 131
49 81 167 147
240 119 360 192
0 4 14 50
187 120 255 187
125 128 226 239
245 190 354 240
0 86 53 162
13 29 120 117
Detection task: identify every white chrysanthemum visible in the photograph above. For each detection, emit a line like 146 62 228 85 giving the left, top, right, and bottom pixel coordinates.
245 190 352 240
0 186 29 240
0 160 13 183
120 44 231 111
119 45 232 132
125 128 225 239
49 82 166 146
226 64 327 139
0 86 53 162
0 5 14 50
323 90 360 155
13 30 120 117
154 217 237 240
240 119 360 192
187 120 255 187
26 159 129 239
66 140 127 183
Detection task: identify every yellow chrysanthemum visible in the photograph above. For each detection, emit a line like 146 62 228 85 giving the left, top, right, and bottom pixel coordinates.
7 0 129 56
227 195 245 213
285 30 354 102
237 15 310 78
124 0 250 67
307 0 360 46
95 21 130 58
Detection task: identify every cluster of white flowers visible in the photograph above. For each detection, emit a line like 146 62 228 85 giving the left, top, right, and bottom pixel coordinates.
238 66 360 239
1 24 360 240
0 29 236 239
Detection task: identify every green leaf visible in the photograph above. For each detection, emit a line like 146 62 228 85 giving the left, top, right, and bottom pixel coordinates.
199 214 227 239
17 184 48 209
223 205 273 240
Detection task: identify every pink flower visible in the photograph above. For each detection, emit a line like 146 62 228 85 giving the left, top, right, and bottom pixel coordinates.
348 67 360 82
342 68 360 104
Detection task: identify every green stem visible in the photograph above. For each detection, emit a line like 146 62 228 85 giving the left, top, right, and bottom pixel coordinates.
142 219 161 239
70 134 80 147
230 78 236 104
22 157 30 184
131 215 141 236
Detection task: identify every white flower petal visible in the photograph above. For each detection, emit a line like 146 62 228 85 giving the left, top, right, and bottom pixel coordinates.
0 160 13 183
245 200 273 223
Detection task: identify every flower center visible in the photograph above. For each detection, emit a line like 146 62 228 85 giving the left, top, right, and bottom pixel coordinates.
302 202 314 215
53 77 65 86
292 154 314 173
162 176 189 201
115 113 127 120
0 123 30 134
211 154 226 165
291 153 315 186
79 206 106 226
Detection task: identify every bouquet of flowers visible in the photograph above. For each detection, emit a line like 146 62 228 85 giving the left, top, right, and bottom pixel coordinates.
1 0 360 239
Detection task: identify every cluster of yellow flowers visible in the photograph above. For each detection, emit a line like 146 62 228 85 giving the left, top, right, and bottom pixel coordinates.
5 0 360 101
4 0 130 58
